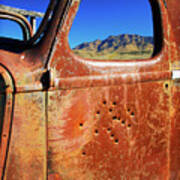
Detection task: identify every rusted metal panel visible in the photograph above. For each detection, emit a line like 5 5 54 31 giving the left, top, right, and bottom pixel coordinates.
47 82 171 179
0 0 69 178
170 84 180 179
0 50 44 92
3 92 47 180
0 0 179 179
50 70 172 90
0 0 69 92
166 0 180 61
46 0 180 179
166 0 180 179
48 0 170 79
0 65 14 178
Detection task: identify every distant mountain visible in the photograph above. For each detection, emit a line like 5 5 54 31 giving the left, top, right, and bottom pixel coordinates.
73 34 154 60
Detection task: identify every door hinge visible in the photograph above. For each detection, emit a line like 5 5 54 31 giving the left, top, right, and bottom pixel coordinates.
172 70 180 80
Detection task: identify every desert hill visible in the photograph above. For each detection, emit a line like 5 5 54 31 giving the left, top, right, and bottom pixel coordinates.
73 34 154 60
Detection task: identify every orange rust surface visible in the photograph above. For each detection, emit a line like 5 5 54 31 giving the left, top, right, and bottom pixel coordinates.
47 83 170 179
0 65 14 178
0 0 180 179
48 173 63 180
3 92 47 180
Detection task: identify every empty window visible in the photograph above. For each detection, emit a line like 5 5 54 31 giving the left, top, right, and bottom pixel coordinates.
0 19 23 40
69 0 155 60
0 0 49 40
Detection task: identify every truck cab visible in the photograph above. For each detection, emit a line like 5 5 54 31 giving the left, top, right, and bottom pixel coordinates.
0 0 180 179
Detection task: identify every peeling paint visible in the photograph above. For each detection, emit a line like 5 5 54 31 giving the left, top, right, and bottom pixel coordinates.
0 0 180 179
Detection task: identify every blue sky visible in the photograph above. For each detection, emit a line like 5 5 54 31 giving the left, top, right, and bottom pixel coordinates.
0 0 49 39
0 0 153 47
0 0 49 12
69 0 154 48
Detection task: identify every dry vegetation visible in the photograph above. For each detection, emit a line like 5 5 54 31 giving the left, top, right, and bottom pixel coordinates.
72 34 154 60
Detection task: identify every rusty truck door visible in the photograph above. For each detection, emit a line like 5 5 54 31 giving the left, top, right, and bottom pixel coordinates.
0 15 48 180
0 0 71 179
0 65 14 178
47 0 180 179
0 0 68 179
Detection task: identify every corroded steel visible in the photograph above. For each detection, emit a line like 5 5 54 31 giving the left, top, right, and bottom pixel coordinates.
0 0 179 179
3 92 47 179
0 65 14 178
0 5 44 18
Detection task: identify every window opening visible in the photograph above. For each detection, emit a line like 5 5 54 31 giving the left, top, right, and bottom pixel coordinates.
0 19 23 40
0 0 50 40
69 0 156 60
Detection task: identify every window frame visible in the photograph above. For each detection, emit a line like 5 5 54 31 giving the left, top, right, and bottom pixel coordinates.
0 0 56 46
68 0 158 61
61 0 165 63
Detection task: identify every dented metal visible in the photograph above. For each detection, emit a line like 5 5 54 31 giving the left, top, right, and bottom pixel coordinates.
0 0 179 179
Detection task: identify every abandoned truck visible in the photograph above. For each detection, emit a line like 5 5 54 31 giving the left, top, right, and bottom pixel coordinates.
0 0 180 179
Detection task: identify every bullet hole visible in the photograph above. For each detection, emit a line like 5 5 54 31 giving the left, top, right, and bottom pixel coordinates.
118 117 121 121
122 120 125 125
127 124 131 128
114 139 119 144
111 134 115 137
95 129 99 134
165 83 169 89
112 116 117 120
79 123 83 127
96 111 100 115
107 128 111 132
103 100 107 105
109 108 113 112
82 152 86 155
131 112 135 116
127 108 131 112
113 102 117 106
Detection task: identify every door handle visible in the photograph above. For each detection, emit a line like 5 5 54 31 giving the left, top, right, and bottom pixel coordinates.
172 70 180 80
